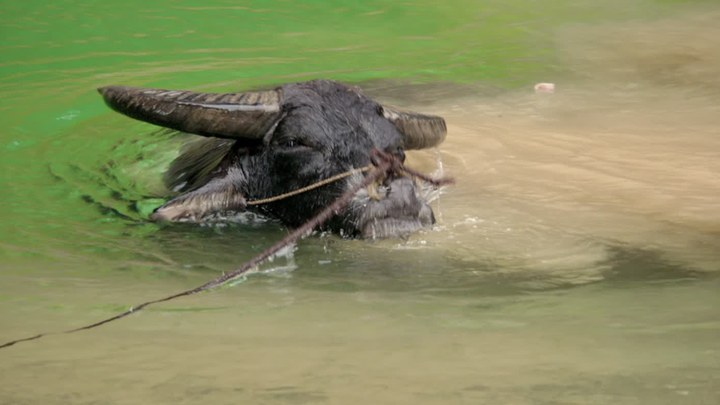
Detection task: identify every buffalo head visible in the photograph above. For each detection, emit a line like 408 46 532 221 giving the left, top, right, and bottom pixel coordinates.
98 80 446 238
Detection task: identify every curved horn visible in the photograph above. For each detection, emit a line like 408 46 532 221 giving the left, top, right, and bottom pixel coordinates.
98 86 282 140
381 105 447 150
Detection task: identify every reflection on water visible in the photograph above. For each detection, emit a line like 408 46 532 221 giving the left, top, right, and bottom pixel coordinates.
2 3 720 404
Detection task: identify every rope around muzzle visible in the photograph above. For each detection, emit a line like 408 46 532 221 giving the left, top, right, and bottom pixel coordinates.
0 150 453 349
245 166 372 206
244 154 449 206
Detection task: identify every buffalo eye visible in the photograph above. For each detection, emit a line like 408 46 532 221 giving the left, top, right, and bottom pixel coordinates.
280 139 298 148
275 137 311 149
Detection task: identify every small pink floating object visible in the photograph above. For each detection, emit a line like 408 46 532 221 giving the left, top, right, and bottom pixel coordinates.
534 82 555 93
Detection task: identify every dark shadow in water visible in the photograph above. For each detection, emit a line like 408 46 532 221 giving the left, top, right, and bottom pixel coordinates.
278 238 717 299
601 246 711 284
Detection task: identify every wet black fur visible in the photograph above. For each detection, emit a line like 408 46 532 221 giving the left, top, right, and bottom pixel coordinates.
158 80 434 238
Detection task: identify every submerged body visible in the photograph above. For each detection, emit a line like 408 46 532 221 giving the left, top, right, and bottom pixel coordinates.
99 80 447 238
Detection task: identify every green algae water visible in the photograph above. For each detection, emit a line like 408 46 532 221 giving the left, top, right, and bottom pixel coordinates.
2 1 719 403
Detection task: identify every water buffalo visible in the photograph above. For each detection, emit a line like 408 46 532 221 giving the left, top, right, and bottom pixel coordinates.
98 79 447 238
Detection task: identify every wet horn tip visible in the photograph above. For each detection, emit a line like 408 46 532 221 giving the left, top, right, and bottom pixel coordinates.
382 105 447 150
97 85 128 103
97 85 116 96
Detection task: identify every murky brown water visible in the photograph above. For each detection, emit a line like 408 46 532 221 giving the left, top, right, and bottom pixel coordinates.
401 9 720 284
2 5 720 405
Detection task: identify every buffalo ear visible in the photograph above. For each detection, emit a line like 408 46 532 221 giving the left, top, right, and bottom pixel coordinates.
381 105 447 150
164 137 236 193
151 174 247 223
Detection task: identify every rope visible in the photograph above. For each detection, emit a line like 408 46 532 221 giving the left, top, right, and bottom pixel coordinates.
244 155 453 207
246 165 372 206
0 150 453 349
0 151 451 349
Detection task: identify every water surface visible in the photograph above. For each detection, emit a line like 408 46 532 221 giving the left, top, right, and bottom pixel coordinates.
1 1 719 404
